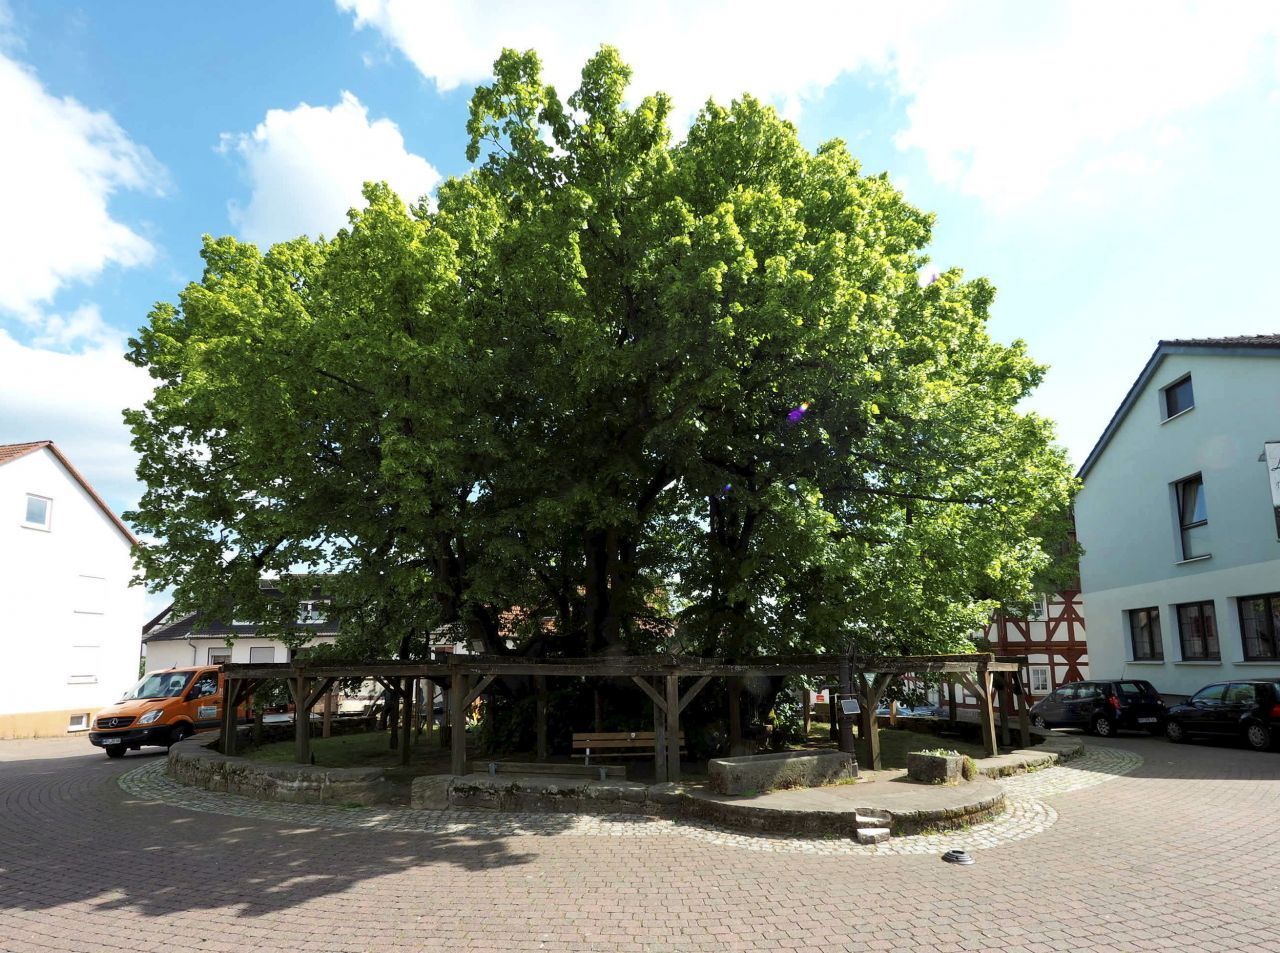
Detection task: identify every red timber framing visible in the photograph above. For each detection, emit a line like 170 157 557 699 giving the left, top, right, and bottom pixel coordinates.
220 652 1021 776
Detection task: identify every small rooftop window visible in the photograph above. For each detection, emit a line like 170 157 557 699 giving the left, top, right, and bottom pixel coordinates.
23 494 50 529
1163 375 1194 419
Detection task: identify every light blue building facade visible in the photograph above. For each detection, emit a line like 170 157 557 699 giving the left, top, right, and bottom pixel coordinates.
1075 336 1280 700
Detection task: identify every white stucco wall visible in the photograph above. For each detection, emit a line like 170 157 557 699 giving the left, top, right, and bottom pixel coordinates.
1076 350 1280 698
144 634 337 672
0 448 146 728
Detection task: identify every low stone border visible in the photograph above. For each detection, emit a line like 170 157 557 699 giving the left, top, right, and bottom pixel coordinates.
974 733 1084 779
122 742 1144 856
167 736 389 806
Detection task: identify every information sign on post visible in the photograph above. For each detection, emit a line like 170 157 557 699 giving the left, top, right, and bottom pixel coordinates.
840 698 861 716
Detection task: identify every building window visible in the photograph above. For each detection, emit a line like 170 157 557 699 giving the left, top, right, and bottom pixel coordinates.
1128 607 1163 660
248 646 275 664
1238 593 1280 661
1177 601 1220 660
67 713 89 732
297 601 326 624
1028 666 1051 694
1175 474 1208 560
1027 596 1046 620
1162 375 1194 419
208 648 232 665
23 494 51 529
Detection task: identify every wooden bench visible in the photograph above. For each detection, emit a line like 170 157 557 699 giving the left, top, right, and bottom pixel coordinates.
571 730 685 764
468 760 626 779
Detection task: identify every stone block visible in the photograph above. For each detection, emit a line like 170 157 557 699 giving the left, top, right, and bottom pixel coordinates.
411 775 452 810
906 751 966 784
707 750 856 796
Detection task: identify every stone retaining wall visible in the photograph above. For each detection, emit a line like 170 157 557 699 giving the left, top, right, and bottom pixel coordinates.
167 735 389 806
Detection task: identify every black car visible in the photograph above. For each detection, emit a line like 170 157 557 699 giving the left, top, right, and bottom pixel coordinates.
1164 681 1280 751
1030 679 1166 737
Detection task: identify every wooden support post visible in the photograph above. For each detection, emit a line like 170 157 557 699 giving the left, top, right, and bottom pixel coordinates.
293 675 311 765
998 675 1012 748
828 694 838 740
727 676 744 756
947 677 958 722
665 674 681 783
979 669 998 757
593 688 604 733
221 677 238 756
837 658 855 756
400 677 413 767
803 690 812 739
1017 666 1032 747
450 675 467 776
535 675 549 762
652 682 668 784
322 684 335 738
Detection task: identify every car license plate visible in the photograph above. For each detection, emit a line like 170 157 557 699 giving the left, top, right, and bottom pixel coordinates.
1138 717 1157 724
101 737 121 745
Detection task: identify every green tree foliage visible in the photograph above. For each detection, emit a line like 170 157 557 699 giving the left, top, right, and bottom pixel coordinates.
125 47 1076 666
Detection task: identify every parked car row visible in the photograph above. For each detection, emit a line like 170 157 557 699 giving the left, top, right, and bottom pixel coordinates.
1029 678 1280 751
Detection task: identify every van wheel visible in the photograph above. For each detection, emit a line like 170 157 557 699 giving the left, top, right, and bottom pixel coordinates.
169 724 192 747
104 747 125 759
1245 722 1271 752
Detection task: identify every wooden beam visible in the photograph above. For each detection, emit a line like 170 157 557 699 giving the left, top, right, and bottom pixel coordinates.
631 675 667 712
728 676 744 756
450 675 468 776
304 677 336 712
677 675 712 715
463 674 496 708
665 674 681 783
1017 666 1032 747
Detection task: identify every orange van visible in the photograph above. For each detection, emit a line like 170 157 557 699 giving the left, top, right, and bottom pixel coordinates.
89 666 245 758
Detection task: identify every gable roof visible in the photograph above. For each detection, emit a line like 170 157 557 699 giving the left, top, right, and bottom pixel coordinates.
0 440 139 545
1077 335 1280 480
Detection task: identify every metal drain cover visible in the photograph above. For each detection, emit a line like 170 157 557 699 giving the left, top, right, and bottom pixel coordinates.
941 850 974 865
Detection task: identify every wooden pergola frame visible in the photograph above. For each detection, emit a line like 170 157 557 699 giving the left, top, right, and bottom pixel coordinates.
219 652 1023 776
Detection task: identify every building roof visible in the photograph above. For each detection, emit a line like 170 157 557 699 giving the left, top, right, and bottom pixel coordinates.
1077 335 1280 480
0 440 138 545
142 580 341 642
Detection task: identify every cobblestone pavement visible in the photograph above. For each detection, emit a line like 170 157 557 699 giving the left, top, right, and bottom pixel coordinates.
117 745 1143 856
2 735 1279 952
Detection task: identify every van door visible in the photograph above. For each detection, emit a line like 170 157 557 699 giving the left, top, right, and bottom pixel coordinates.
184 669 223 731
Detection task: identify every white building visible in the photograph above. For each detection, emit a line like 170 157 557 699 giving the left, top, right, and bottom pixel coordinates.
1076 335 1280 700
0 441 146 738
142 590 338 670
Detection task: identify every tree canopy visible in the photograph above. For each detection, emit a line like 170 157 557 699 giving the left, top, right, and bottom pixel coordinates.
126 47 1077 664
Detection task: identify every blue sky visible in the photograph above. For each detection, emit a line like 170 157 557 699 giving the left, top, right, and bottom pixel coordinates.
2 0 1279 533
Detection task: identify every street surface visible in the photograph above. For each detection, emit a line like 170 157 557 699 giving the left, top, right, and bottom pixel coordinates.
1 733 1278 952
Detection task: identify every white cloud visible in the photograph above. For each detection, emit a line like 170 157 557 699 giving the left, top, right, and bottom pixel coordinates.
0 329 153 514
0 50 164 317
30 302 119 350
222 91 441 246
337 0 1280 211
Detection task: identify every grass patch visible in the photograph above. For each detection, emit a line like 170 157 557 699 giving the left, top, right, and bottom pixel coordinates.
245 730 451 772
804 720 987 770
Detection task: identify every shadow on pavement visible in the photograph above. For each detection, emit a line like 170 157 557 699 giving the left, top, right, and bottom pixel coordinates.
0 745 549 920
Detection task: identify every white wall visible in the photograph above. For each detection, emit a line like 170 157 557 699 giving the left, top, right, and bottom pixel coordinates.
1077 351 1280 697
0 448 145 725
144 634 337 672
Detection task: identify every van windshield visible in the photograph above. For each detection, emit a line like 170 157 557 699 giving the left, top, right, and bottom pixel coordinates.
124 672 194 700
